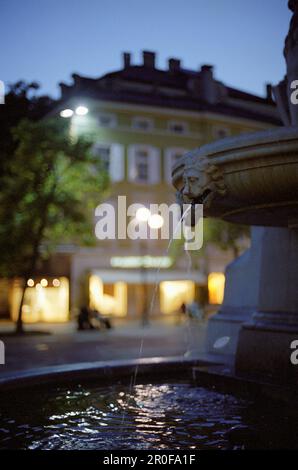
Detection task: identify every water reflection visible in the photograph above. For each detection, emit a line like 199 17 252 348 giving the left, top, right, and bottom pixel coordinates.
0 381 296 449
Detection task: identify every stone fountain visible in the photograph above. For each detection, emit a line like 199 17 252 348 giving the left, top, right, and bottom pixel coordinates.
172 0 298 384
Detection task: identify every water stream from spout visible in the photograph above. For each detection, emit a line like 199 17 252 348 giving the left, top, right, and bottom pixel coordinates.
121 205 192 430
148 204 192 321
184 250 194 358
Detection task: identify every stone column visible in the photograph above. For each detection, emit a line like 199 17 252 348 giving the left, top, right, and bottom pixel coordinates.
235 226 298 384
206 226 264 355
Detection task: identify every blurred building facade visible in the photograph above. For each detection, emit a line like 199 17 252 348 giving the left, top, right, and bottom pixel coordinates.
2 51 281 322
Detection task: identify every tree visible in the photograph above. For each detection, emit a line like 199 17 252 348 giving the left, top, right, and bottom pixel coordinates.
204 219 250 260
0 118 109 333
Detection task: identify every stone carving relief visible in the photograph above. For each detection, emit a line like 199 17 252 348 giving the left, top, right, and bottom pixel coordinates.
177 155 227 211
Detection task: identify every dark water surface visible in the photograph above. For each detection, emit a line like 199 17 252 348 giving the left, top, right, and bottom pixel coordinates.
0 380 296 449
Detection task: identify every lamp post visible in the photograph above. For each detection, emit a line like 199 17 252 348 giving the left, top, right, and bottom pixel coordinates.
135 207 150 326
135 207 164 327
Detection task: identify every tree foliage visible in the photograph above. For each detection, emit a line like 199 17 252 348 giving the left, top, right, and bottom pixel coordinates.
0 86 109 331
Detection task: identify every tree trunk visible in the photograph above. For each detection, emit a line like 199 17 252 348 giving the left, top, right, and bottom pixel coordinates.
14 178 57 334
15 240 41 334
16 279 27 334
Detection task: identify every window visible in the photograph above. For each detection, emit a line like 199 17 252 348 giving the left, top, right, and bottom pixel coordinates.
168 120 188 134
93 142 124 182
164 148 188 183
213 126 230 140
132 117 154 131
128 145 160 184
135 149 149 182
93 143 111 172
98 113 117 128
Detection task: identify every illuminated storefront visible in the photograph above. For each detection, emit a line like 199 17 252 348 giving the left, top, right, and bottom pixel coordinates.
5 267 225 322
160 280 195 314
89 274 127 317
88 267 205 318
11 277 69 323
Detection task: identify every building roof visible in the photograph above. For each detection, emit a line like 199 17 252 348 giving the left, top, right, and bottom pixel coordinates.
58 51 281 125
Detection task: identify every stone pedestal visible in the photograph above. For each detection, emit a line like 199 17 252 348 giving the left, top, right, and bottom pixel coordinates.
207 225 298 374
206 227 264 355
235 226 298 384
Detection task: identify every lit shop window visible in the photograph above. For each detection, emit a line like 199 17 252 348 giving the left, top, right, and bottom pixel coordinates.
11 277 69 323
160 280 195 314
208 272 225 304
89 275 127 317
168 120 188 134
132 117 154 131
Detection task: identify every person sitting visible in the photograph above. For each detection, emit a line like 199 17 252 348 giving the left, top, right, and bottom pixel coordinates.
77 306 94 330
90 309 112 330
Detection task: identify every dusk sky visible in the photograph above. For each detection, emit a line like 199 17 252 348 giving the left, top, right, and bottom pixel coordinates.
1 0 291 99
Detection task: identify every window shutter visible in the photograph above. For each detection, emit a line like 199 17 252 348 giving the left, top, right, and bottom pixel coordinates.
164 149 173 183
128 145 137 182
149 147 160 184
110 144 124 182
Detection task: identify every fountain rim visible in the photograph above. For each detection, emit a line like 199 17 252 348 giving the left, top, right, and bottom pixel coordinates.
0 356 216 391
1 356 296 404
172 126 298 187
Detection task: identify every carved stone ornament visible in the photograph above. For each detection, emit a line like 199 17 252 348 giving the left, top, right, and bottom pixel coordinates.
178 155 227 210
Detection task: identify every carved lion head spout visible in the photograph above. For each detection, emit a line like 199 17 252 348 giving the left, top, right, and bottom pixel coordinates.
179 155 227 210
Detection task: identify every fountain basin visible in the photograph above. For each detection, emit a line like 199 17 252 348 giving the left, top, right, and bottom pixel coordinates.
1 357 298 449
172 127 298 227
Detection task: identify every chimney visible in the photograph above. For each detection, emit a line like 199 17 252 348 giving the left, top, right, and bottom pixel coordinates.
123 52 131 68
265 83 272 100
59 82 71 98
72 73 82 84
201 64 213 78
168 58 181 72
143 50 156 68
200 64 217 104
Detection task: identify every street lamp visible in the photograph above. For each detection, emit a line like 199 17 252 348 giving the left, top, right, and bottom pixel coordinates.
60 109 74 118
148 213 164 230
59 106 89 118
136 206 151 223
75 105 89 116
